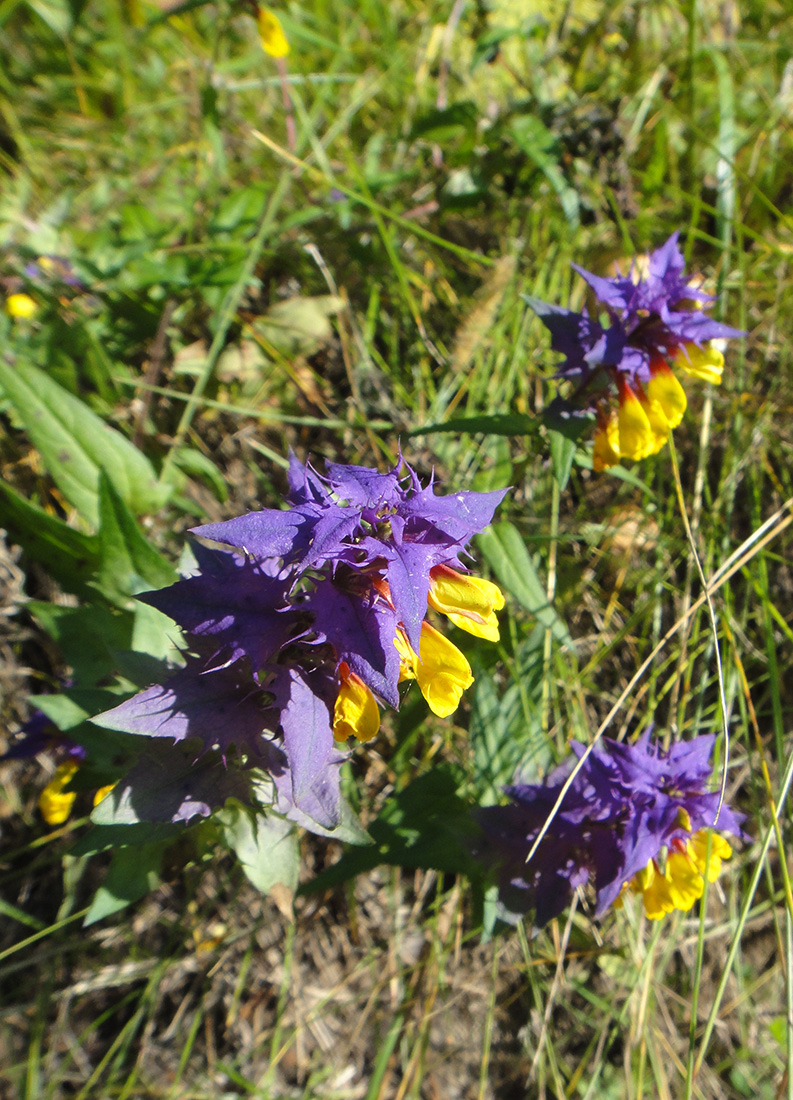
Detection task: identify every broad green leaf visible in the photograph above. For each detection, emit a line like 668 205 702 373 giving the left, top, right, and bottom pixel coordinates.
0 360 169 525
510 115 580 227
30 602 132 681
0 480 99 597
251 295 345 359
95 471 176 604
171 447 228 502
219 804 299 896
470 627 551 804
477 522 571 643
84 842 165 925
548 428 577 491
71 823 183 858
410 102 478 143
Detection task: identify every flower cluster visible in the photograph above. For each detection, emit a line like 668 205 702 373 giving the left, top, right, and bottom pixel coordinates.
93 454 506 833
476 731 745 928
531 233 744 469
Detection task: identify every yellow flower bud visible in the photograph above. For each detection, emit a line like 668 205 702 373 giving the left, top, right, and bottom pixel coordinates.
38 761 79 826
258 8 289 58
689 829 732 882
5 293 38 320
616 380 655 460
672 341 724 385
592 415 621 471
333 664 380 742
93 783 117 807
394 622 474 718
646 359 687 429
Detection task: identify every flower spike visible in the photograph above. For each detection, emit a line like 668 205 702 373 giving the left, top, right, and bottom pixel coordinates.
92 454 506 832
531 233 744 469
475 730 746 929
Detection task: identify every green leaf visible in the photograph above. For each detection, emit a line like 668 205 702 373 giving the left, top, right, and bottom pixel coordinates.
71 823 183 858
171 447 228 502
510 115 580 227
0 360 169 525
30 601 133 683
95 471 176 603
409 413 536 437
84 842 165 925
548 429 577 491
470 628 552 804
410 102 478 143
251 295 346 359
0 480 100 597
218 804 299 896
477 522 571 643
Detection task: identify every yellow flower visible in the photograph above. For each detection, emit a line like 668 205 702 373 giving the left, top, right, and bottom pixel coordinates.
427 564 505 642
394 622 474 718
5 293 38 320
333 664 380 742
93 783 117 807
616 379 656 461
646 358 687 430
672 341 725 385
630 829 732 920
592 415 621 471
38 761 79 826
689 830 732 881
258 8 289 58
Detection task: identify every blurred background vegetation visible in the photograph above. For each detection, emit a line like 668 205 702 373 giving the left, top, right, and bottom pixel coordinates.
1 0 792 1096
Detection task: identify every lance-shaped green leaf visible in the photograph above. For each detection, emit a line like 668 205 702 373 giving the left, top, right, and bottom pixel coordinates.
0 480 100 598
95 472 176 604
0 360 169 525
476 521 571 644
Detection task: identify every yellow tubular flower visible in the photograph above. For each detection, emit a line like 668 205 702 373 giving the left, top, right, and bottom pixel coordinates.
257 8 289 57
689 829 732 882
38 761 79 826
5 293 38 320
616 379 655 460
664 847 706 911
638 392 672 456
427 564 505 642
646 359 687 429
631 829 733 920
394 623 474 718
672 341 724 385
592 415 621 471
333 664 380 742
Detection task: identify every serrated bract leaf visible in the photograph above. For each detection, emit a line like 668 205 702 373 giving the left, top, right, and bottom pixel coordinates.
306 579 400 707
93 660 268 755
141 544 295 670
270 666 341 829
91 742 252 825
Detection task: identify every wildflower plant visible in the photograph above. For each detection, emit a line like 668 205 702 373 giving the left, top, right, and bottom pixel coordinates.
531 233 744 469
91 453 507 838
476 731 746 928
